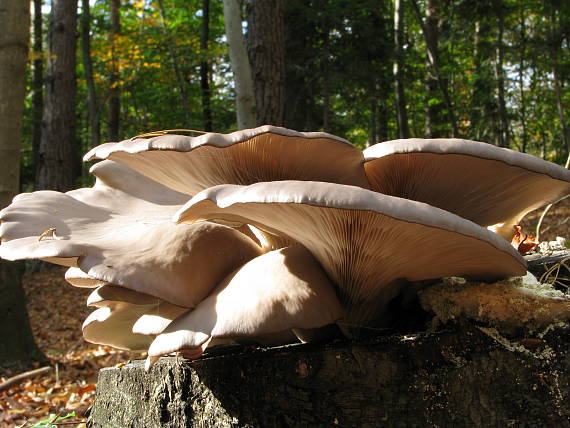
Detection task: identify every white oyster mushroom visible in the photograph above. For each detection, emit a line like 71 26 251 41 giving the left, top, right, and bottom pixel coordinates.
364 138 570 239
0 160 262 307
146 245 344 369
176 181 527 325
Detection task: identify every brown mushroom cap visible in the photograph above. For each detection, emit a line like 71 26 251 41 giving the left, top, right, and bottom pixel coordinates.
84 125 370 195
147 245 344 360
0 161 262 307
363 138 570 232
176 181 527 324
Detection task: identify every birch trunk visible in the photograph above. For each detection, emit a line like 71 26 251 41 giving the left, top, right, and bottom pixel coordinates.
223 0 256 129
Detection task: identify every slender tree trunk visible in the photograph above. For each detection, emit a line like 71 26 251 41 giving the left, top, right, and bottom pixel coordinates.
472 19 494 143
424 0 443 137
495 12 509 148
549 8 570 158
323 70 330 132
108 0 120 141
393 0 410 139
200 0 212 131
156 0 192 124
411 0 457 137
368 99 377 147
223 0 256 129
81 0 101 149
32 0 43 184
0 0 45 371
37 0 78 191
246 0 286 126
518 6 528 153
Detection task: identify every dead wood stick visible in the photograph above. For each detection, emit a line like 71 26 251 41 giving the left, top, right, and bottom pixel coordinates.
0 366 52 391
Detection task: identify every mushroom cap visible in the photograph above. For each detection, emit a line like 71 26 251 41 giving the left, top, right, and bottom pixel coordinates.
65 267 108 288
0 161 262 307
83 286 187 350
363 138 570 228
175 181 527 323
84 125 370 195
147 245 343 359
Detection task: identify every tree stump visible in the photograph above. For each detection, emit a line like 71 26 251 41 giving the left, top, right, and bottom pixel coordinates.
89 321 570 427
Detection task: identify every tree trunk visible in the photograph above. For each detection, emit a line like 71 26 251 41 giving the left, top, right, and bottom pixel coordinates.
81 0 101 150
495 12 509 148
393 0 410 139
32 0 43 183
223 0 256 130
157 0 193 125
472 19 495 143
549 8 570 158
89 322 570 427
200 0 213 131
518 6 528 153
246 0 286 126
411 0 457 138
37 0 78 192
108 0 120 141
0 0 45 372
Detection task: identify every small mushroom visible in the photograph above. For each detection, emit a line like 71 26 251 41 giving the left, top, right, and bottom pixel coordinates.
176 181 527 324
146 245 343 367
363 138 570 238
83 285 187 350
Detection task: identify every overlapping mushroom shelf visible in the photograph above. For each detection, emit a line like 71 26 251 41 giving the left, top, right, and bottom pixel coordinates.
2 125 570 367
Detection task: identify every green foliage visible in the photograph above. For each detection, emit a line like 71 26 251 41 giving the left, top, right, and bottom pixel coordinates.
22 411 77 428
20 0 570 190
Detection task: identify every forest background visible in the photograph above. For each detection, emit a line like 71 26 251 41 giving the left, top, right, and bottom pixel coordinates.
15 0 570 193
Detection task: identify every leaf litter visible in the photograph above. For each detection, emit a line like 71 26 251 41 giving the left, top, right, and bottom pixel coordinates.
0 267 143 427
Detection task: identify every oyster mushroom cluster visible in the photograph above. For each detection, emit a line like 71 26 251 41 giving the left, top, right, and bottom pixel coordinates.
1 125 569 368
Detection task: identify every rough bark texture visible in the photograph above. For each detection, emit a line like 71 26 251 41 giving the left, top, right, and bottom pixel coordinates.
81 0 101 150
0 0 45 371
89 321 570 427
32 0 44 180
223 0 256 129
247 0 286 126
37 0 78 191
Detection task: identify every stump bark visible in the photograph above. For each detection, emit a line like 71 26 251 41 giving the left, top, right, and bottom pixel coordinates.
89 321 570 427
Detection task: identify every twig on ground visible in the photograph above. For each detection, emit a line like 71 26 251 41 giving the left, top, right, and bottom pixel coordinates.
0 366 52 392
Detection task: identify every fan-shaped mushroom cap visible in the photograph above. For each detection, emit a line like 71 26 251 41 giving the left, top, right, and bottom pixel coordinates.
65 267 108 288
176 181 527 324
363 138 570 236
84 125 370 195
146 245 343 363
83 285 187 350
0 161 262 307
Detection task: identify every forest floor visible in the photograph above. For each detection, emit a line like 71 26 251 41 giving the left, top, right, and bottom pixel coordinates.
0 269 143 427
0 198 569 427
